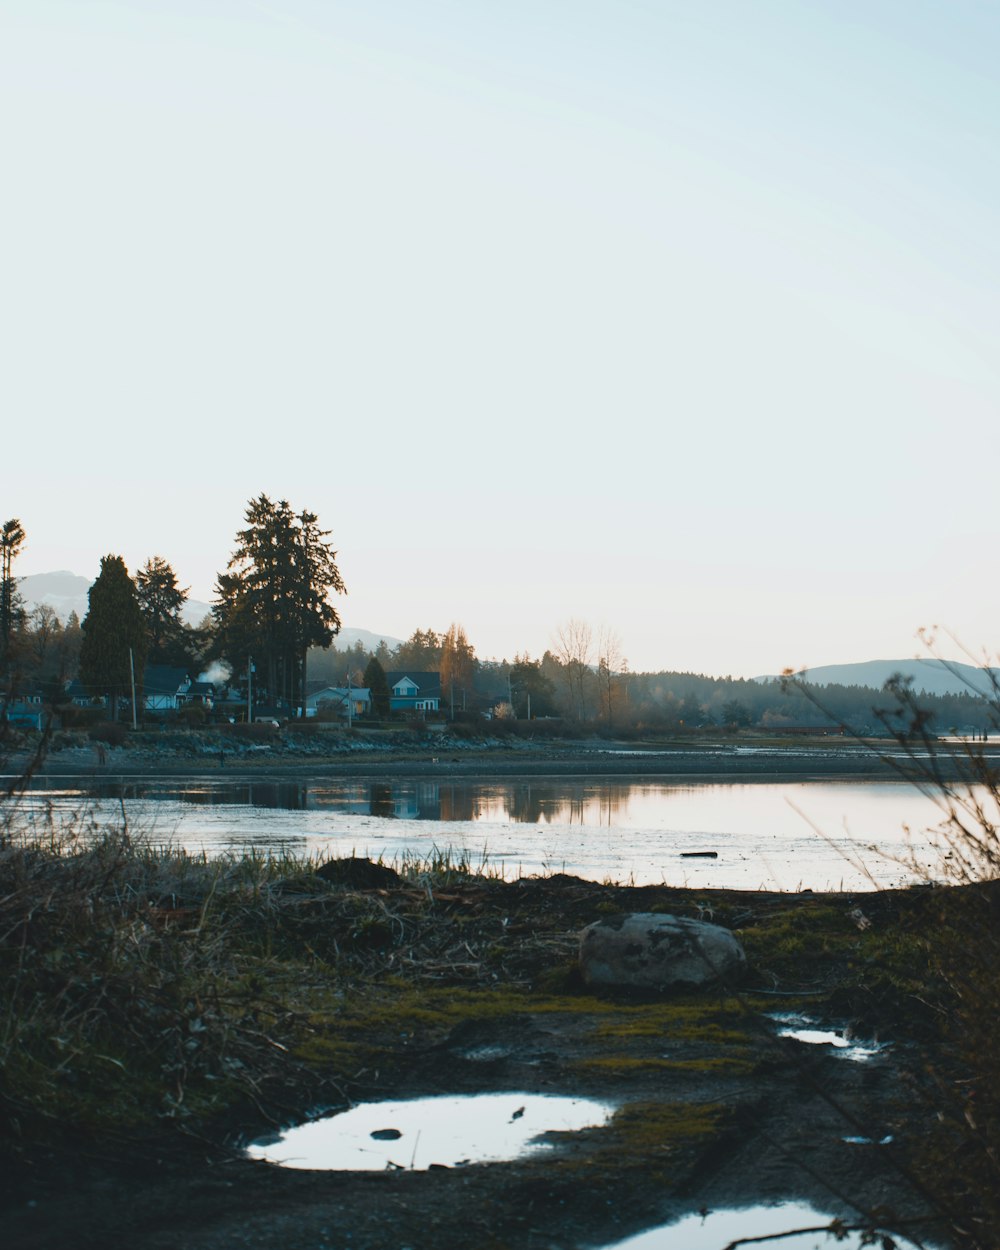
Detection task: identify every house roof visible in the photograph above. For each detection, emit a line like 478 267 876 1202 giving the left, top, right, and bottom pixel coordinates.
385 672 441 697
143 665 191 696
306 686 372 705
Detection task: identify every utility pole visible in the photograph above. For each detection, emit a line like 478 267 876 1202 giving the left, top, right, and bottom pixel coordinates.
128 647 138 730
346 671 353 729
247 656 254 724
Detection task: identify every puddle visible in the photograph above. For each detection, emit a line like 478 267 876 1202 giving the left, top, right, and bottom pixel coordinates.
766 1013 890 1062
246 1092 614 1171
598 1200 932 1249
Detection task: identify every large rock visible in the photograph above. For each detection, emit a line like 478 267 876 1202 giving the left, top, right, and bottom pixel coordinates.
579 913 746 990
315 857 401 889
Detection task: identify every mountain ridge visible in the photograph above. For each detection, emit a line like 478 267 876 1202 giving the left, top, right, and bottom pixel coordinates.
755 657 998 699
16 571 401 652
16 574 996 692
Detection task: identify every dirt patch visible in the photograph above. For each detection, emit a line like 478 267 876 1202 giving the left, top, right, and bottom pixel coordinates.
2 871 952 1250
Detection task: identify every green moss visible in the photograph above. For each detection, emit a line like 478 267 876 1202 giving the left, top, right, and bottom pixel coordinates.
609 1099 723 1148
573 1055 754 1076
590 999 750 1046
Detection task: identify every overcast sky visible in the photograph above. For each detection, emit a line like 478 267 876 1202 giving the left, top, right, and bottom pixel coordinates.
3 1 998 676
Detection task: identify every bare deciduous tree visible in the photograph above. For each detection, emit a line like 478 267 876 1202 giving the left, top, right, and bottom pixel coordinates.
597 626 626 728
554 618 593 719
440 623 476 714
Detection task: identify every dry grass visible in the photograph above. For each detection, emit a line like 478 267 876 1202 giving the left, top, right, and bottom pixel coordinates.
0 782 583 1170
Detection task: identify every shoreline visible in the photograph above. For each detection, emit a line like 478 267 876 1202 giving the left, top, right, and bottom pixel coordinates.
10 737 992 785
9 730 990 775
0 848 969 1250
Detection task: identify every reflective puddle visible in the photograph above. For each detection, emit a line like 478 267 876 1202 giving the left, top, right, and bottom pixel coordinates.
767 1013 890 1062
246 1093 614 1171
599 1200 932 1249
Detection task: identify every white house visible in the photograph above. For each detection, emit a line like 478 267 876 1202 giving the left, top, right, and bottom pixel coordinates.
142 666 191 711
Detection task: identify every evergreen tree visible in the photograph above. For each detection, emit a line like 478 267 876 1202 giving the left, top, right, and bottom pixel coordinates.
60 610 83 682
293 508 347 709
364 655 391 717
393 628 442 672
79 556 147 721
136 556 190 665
214 495 346 711
0 518 26 671
509 654 558 718
679 691 704 728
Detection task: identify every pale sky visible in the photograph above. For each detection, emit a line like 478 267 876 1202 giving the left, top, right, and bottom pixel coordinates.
3 1 998 676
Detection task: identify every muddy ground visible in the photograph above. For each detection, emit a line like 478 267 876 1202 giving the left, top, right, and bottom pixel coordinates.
3 866 953 1250
15 727 1000 785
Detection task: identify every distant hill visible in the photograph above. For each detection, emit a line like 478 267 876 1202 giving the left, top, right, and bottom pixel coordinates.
18 571 213 627
330 627 403 652
756 658 999 699
17 571 399 649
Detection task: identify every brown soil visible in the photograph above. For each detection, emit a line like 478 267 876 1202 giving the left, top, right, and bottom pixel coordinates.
3 872 950 1250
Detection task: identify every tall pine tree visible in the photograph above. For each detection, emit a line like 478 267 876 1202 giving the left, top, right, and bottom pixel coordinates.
213 495 346 712
79 556 146 721
136 556 190 666
364 655 391 717
0 518 26 672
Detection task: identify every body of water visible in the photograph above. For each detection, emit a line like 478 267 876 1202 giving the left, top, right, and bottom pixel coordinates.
8 775 961 891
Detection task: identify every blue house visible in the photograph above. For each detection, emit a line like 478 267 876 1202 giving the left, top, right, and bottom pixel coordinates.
386 672 441 714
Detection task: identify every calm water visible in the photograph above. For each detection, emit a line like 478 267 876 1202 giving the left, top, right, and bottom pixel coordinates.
9 775 962 890
601 1201 935 1250
247 1093 614 1171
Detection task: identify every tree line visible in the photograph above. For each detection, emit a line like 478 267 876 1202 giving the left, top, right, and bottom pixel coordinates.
1 499 995 735
318 621 995 735
0 496 347 722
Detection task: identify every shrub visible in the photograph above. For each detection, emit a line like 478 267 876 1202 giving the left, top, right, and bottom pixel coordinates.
790 661 1000 1245
176 703 208 727
58 705 104 729
220 721 280 743
87 722 128 748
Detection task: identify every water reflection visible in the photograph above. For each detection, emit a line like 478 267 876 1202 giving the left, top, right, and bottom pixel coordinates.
369 782 395 819
247 1093 614 1171
14 776 957 891
86 777 694 827
767 1014 891 1063
599 1200 936 1249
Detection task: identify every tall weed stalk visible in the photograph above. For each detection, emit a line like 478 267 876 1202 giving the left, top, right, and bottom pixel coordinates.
788 654 1000 1248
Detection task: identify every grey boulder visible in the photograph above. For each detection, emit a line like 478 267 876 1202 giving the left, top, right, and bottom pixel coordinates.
579 913 746 990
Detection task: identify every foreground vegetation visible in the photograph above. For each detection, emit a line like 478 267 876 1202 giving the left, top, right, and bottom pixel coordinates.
1 802 999 1248
4 675 1000 1248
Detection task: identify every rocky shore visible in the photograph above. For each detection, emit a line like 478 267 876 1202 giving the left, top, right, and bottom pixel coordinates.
10 724 992 784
